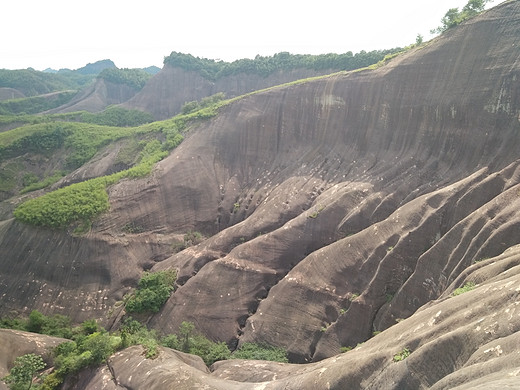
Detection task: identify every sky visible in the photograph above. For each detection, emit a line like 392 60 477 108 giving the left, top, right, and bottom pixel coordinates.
1 0 498 71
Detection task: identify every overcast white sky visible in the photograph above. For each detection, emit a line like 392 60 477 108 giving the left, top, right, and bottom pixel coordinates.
1 0 497 71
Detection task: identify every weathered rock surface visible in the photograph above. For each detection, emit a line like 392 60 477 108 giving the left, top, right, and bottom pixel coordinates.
122 66 340 119
1 1 520 389
47 78 138 114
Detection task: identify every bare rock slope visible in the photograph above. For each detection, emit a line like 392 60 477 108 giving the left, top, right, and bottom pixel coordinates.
46 78 138 114
1 1 520 389
122 66 340 119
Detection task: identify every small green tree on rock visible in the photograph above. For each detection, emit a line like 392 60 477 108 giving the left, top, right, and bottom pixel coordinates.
431 0 492 34
2 353 45 390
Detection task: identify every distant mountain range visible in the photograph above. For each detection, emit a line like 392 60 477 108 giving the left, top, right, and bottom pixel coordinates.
42 59 161 75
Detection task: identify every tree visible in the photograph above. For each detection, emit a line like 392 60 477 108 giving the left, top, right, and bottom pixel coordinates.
462 0 490 15
431 0 492 34
178 321 195 352
2 354 45 390
26 310 45 333
231 342 288 363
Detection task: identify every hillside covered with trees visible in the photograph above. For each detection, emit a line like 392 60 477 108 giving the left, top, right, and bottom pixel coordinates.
163 48 404 80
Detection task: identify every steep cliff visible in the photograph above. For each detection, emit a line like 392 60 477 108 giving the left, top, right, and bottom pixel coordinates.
1 1 520 389
122 66 340 119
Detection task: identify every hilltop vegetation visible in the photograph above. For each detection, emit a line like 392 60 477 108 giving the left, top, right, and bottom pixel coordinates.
0 91 77 115
97 67 152 91
0 60 155 100
163 49 403 80
0 68 92 97
432 0 492 33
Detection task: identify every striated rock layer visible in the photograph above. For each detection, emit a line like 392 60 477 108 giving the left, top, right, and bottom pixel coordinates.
1 1 520 389
47 78 138 114
122 66 341 120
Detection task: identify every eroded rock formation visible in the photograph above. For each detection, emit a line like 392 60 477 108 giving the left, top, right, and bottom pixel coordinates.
1 1 520 389
122 66 340 119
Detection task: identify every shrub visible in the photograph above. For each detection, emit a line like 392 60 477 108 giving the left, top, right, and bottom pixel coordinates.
125 270 177 313
161 321 231 365
393 347 411 362
79 107 153 127
13 180 109 228
431 0 491 34
20 172 65 194
452 282 476 296
232 342 288 363
79 332 120 364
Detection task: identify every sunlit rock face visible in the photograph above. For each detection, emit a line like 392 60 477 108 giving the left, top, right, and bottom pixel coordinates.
1 2 520 389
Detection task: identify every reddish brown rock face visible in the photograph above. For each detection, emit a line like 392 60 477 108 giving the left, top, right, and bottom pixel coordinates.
1 2 520 389
122 67 340 120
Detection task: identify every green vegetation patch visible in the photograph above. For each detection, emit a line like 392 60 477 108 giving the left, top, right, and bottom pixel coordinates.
452 281 476 296
160 321 231 365
20 171 65 194
2 353 45 390
393 347 411 362
97 68 151 91
0 124 71 162
78 106 153 127
431 0 491 34
0 68 91 97
13 180 109 228
231 342 289 363
125 270 177 313
164 49 404 80
0 91 77 116
0 311 290 389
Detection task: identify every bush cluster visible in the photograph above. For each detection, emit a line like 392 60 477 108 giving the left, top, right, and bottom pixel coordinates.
79 106 153 127
452 281 476 296
13 180 109 228
181 93 226 115
232 342 289 363
1 312 118 390
432 0 491 34
0 92 76 115
98 68 151 91
125 270 177 313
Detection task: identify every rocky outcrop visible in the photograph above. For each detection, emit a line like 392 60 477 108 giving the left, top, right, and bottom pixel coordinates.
1 1 520 389
0 220 177 324
37 246 520 388
134 0 520 361
122 66 338 119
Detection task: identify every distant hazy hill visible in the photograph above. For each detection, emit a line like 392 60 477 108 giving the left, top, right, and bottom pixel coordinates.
1 60 160 100
74 59 116 75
